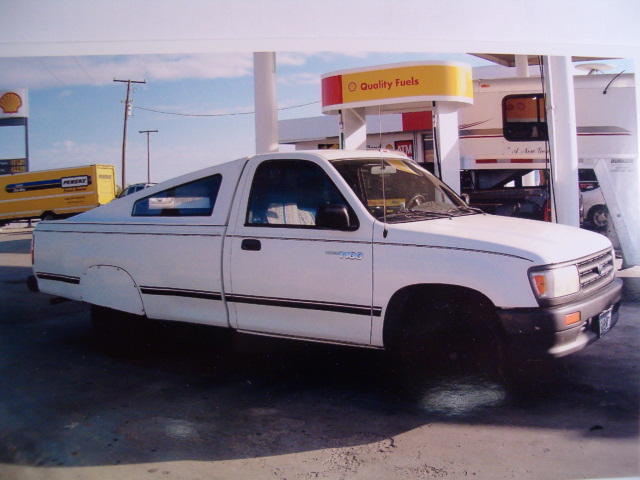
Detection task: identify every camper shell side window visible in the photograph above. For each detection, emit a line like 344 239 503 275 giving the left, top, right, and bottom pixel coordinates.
132 174 222 217
502 94 548 142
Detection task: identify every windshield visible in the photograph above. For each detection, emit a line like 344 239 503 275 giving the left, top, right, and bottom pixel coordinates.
331 158 479 223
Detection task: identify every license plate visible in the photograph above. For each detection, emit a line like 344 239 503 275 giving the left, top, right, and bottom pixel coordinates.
598 307 613 337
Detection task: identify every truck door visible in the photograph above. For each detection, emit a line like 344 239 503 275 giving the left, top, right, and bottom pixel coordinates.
227 158 375 346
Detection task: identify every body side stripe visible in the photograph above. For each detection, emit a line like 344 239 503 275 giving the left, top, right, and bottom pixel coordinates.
373 242 534 262
139 286 382 317
36 272 80 284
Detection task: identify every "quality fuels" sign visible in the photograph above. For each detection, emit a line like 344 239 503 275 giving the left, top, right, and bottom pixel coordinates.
322 63 473 113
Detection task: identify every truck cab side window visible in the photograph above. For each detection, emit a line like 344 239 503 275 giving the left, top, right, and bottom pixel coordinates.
246 160 358 229
503 94 548 141
132 174 222 217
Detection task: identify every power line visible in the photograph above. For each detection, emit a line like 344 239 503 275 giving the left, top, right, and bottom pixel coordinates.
134 106 254 117
72 56 96 85
38 59 66 87
133 100 320 117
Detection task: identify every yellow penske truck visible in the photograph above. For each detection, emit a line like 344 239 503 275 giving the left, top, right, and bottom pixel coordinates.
0 165 116 225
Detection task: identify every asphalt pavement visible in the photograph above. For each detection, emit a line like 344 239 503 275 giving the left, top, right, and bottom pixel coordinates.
1 227 638 480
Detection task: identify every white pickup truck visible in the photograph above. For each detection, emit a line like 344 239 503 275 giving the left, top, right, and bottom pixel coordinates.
32 150 622 367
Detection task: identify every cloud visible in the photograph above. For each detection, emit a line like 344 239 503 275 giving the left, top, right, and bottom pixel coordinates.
0 52 384 90
33 140 121 171
313 52 370 62
52 140 77 150
32 137 250 184
276 53 310 67
278 72 320 85
0 53 255 89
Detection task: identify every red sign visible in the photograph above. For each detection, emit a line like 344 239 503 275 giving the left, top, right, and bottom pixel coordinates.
402 111 432 132
394 140 414 159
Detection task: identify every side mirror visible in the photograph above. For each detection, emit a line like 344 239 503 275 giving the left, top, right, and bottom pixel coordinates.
461 193 471 205
316 204 352 230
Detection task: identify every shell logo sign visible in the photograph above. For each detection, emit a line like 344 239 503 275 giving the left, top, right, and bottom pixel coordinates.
0 92 22 114
322 62 473 114
0 89 28 118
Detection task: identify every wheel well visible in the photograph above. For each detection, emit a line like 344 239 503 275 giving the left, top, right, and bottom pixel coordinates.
81 265 145 315
382 283 502 350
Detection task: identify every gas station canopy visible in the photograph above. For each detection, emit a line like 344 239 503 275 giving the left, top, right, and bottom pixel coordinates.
470 54 617 67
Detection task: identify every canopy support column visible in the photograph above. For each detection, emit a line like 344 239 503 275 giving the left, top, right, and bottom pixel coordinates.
434 102 461 194
543 55 580 227
254 52 279 153
515 55 530 77
340 108 367 150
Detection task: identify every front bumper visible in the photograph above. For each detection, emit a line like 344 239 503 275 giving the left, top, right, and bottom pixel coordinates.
496 278 623 358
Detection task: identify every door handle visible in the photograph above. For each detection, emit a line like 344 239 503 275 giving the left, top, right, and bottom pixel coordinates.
241 239 261 251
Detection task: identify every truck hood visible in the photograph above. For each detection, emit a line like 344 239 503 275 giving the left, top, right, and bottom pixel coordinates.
384 214 612 265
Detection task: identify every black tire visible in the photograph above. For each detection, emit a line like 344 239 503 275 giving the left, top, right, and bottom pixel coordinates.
91 305 147 345
587 205 609 230
27 275 39 292
41 212 56 221
386 288 506 379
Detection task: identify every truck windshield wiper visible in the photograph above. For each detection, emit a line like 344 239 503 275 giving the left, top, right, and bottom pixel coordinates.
410 210 455 218
384 209 455 222
455 205 485 214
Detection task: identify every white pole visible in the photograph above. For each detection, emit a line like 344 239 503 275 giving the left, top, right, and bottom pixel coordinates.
515 55 530 77
628 57 640 266
434 102 461 194
253 52 278 153
340 108 367 150
542 56 580 227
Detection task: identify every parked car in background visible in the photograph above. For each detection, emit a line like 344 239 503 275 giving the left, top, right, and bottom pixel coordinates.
118 183 156 198
460 168 551 221
579 169 608 230
460 167 608 231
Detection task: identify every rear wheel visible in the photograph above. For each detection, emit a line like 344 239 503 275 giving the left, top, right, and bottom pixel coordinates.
91 305 148 346
587 205 609 230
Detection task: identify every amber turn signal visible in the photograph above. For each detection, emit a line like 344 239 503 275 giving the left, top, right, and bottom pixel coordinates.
564 311 581 326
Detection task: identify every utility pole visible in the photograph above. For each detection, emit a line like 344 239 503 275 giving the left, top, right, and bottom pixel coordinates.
138 129 158 184
114 78 146 189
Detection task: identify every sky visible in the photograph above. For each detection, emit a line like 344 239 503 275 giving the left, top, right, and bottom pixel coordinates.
0 52 634 186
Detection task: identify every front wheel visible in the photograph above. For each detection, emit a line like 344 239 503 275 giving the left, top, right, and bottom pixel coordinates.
387 292 506 378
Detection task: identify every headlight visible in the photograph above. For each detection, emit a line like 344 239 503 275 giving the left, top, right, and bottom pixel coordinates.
529 265 580 299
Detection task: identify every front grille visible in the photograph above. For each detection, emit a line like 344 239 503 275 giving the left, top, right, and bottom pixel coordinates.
577 249 615 291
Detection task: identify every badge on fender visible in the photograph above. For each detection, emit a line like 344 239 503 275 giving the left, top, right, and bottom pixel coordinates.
326 251 364 260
